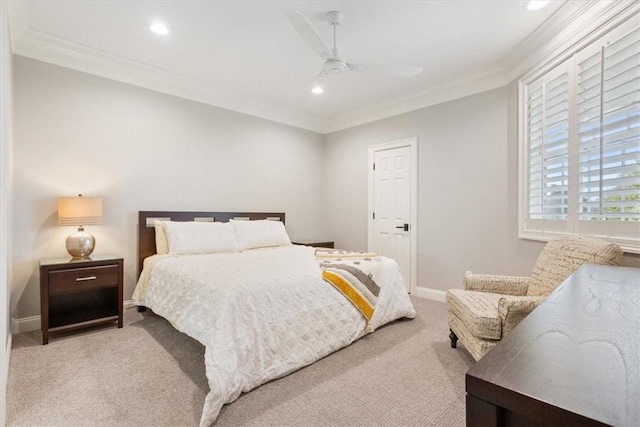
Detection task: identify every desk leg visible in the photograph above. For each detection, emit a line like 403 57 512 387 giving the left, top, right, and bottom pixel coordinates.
466 394 498 427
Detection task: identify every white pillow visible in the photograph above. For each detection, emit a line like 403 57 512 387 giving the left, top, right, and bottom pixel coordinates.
162 221 239 255
154 220 169 255
231 219 291 250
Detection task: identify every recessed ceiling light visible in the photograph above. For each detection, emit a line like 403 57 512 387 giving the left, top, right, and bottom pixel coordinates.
525 1 550 11
311 86 324 94
150 22 169 35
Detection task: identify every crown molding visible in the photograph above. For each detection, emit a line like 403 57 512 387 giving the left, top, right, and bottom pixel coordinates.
323 0 640 133
321 67 508 133
12 28 325 133
503 0 640 83
10 25 510 134
7 1 639 135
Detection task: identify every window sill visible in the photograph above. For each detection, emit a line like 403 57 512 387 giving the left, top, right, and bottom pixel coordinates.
519 232 640 255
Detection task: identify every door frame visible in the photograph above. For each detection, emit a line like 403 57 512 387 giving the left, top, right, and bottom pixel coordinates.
367 137 418 294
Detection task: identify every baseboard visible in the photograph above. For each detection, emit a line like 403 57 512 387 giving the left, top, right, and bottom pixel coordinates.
4 331 11 379
12 300 135 334
412 286 446 302
12 315 40 334
4 332 11 372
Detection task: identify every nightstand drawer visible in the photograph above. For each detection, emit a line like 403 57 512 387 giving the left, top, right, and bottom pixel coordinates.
49 265 119 294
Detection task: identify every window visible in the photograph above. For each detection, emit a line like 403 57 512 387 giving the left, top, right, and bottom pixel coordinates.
520 21 640 252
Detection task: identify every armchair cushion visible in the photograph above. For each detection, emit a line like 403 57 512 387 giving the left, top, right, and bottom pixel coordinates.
498 295 545 335
528 236 623 296
446 289 502 340
464 272 530 296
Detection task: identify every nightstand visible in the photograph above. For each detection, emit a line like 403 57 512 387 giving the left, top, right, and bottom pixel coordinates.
40 255 123 345
292 240 335 248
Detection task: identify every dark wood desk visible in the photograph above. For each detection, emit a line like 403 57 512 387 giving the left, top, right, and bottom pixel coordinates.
466 264 640 427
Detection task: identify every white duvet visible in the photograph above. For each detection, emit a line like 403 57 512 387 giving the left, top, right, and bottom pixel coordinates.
133 245 416 426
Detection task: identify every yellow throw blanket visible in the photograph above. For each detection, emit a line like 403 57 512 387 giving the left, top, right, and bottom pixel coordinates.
317 249 382 333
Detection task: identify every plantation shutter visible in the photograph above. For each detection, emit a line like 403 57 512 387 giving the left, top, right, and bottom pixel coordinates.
527 69 570 220
576 26 640 221
520 18 640 251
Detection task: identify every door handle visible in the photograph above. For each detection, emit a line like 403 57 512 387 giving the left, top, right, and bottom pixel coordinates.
395 224 409 232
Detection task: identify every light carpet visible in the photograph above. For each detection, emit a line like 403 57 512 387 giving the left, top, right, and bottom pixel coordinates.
7 297 474 426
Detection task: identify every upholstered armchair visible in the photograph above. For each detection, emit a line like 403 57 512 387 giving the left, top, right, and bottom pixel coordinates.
446 236 623 361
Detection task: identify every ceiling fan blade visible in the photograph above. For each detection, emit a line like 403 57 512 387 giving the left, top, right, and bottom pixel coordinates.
285 10 335 61
349 63 423 78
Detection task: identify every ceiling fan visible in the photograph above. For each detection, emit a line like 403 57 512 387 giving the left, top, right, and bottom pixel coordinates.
285 10 423 86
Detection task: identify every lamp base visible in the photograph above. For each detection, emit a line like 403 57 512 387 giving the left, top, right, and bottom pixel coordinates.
66 227 96 258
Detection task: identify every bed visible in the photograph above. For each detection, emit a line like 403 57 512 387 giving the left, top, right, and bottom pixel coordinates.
133 211 416 426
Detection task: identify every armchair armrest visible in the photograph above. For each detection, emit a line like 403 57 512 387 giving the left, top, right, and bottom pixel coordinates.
498 295 546 336
464 271 531 296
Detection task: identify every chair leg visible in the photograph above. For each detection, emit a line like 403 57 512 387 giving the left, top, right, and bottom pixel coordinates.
449 329 458 348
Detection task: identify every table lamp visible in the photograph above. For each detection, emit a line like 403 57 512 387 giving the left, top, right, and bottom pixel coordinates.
58 194 103 258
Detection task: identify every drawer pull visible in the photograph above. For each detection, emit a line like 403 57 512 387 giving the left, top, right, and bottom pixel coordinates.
76 276 97 282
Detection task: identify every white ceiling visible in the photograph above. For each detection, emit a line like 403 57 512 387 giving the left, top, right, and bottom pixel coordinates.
7 1 591 133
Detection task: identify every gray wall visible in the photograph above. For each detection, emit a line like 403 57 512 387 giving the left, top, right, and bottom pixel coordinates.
12 56 640 320
323 84 640 293
12 56 325 318
1 5 14 425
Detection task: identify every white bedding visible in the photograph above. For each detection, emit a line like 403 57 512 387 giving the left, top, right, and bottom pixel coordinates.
133 245 416 426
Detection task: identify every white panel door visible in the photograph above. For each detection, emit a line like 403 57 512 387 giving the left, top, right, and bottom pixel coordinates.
373 146 411 291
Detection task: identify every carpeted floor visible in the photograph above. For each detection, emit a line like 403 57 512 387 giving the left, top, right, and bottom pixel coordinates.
7 297 475 426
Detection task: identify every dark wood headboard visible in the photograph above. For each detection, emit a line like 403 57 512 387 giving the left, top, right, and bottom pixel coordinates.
137 211 286 277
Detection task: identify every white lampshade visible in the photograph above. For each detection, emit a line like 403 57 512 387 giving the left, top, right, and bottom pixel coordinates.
58 195 103 226
58 194 103 258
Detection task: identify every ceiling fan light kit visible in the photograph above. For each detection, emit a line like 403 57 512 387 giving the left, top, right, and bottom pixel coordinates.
150 22 169 35
285 9 423 93
525 1 550 11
